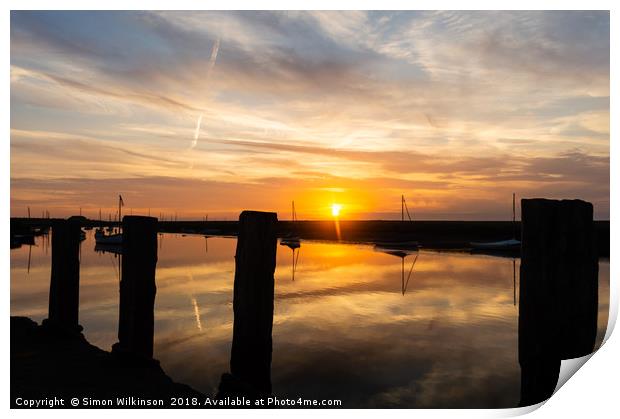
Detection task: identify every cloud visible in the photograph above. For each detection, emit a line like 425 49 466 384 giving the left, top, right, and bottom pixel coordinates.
10 11 610 219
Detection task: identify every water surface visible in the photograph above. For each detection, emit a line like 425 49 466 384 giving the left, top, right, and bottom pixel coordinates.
10 232 610 408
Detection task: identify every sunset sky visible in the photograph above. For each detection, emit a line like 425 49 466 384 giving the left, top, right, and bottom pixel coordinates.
10 11 610 220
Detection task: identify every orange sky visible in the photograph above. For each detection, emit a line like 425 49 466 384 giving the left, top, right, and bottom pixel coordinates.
10 11 610 220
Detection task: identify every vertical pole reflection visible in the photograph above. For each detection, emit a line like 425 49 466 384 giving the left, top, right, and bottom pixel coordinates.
513 258 516 307
402 252 418 295
27 244 32 274
291 247 300 282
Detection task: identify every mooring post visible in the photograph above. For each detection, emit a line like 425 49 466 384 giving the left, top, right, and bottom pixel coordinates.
43 217 82 334
112 215 158 361
225 210 278 396
518 199 598 406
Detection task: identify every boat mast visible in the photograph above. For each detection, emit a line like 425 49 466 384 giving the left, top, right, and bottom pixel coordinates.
402 195 412 222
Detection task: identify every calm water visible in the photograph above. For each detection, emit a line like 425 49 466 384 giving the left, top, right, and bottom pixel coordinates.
11 231 610 408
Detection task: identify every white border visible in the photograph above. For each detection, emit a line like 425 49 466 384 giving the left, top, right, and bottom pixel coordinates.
3 1 617 418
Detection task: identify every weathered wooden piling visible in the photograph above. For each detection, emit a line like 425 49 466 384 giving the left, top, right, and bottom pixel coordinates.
228 210 278 395
518 199 598 406
43 217 82 334
112 216 158 361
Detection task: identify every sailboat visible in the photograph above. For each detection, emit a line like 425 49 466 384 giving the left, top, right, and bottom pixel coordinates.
95 195 124 245
470 193 521 252
280 200 301 249
373 195 419 251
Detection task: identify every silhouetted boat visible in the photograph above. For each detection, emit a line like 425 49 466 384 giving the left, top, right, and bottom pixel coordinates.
280 238 300 249
281 200 301 249
11 234 35 249
470 193 521 253
80 230 87 241
372 195 418 254
470 238 520 250
96 195 124 244
95 228 122 245
32 226 49 236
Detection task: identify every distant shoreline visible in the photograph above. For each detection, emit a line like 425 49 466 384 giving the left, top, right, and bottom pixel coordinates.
11 218 610 257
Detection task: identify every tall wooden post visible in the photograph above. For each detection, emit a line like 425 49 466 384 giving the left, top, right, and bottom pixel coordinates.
519 199 598 406
112 215 158 361
227 210 278 395
43 217 82 334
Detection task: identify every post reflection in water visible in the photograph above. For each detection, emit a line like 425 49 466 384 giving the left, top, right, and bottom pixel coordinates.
513 258 517 307
27 243 32 274
10 227 610 408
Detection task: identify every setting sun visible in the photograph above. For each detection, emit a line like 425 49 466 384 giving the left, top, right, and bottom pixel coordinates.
331 204 342 217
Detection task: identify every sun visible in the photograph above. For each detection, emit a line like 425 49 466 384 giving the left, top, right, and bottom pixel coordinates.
331 203 342 217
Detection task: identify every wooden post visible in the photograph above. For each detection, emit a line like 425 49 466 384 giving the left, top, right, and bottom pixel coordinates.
112 215 158 361
43 217 82 334
228 210 277 395
512 192 517 239
518 199 598 406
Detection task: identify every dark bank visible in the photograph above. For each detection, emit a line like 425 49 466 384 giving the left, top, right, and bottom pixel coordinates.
10 218 611 257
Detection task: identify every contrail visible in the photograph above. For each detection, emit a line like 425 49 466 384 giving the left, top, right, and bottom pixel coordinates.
206 38 220 77
191 114 202 149
190 38 220 151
